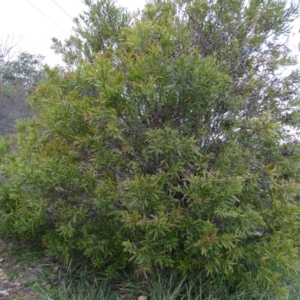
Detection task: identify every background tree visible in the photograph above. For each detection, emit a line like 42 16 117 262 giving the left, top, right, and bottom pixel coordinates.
0 36 19 98
0 0 300 298
0 37 44 136
0 51 44 92
0 36 19 66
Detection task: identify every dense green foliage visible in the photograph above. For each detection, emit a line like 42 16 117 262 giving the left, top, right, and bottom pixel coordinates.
1 0 300 298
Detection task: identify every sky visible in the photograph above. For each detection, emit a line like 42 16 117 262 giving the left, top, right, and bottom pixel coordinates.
0 0 299 67
0 0 146 66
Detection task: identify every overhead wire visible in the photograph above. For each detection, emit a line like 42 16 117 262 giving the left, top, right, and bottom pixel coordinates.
25 0 69 34
51 0 73 21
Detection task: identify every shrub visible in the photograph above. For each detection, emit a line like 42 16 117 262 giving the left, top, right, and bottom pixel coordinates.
1 0 300 298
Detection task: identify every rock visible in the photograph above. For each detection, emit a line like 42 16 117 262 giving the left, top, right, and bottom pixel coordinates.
8 282 16 288
0 290 9 296
137 296 147 300
2 280 9 286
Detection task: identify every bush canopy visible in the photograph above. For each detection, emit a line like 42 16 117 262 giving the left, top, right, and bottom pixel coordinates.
1 0 300 297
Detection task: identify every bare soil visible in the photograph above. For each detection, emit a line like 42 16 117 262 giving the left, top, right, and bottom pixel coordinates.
0 239 54 300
